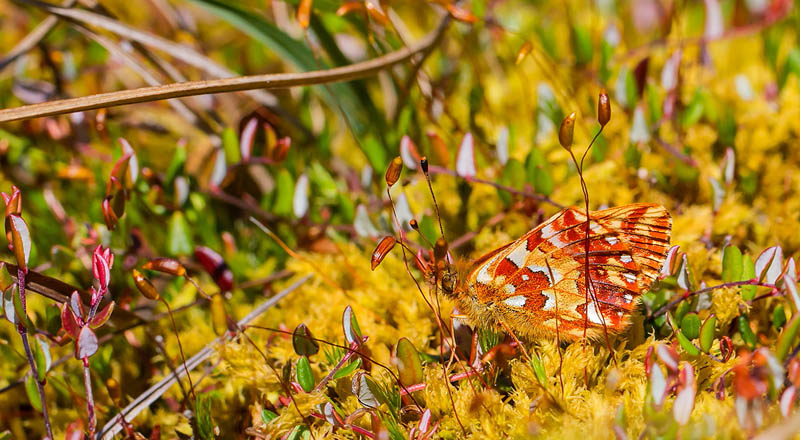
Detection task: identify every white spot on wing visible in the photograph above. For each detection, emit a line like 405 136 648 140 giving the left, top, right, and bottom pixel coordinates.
476 255 499 284
506 245 529 267
623 273 637 283
606 236 619 246
504 295 526 308
522 274 530 281
586 302 604 325
621 255 633 264
504 284 516 294
527 265 563 285
542 290 556 311
624 294 633 303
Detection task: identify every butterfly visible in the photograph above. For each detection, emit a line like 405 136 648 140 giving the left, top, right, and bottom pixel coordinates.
441 203 672 341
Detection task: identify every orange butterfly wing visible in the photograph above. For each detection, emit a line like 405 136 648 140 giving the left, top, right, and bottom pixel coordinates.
460 203 672 341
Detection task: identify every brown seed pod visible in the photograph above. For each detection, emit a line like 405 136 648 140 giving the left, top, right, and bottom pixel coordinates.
598 89 611 127
131 269 160 301
559 112 576 150
142 258 186 277
371 236 397 271
420 156 429 174
409 219 419 230
385 156 403 187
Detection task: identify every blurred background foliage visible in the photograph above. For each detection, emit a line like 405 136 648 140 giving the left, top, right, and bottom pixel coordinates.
1 0 800 438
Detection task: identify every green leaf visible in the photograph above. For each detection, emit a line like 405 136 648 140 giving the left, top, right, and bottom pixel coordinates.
167 211 193 256
525 149 553 196
25 374 42 412
676 330 700 356
32 335 51 381
187 0 381 158
681 88 705 127
738 315 757 350
773 304 787 329
530 354 547 386
342 305 362 344
296 356 314 392
779 48 800 89
261 409 278 423
272 169 294 217
164 142 187 185
332 358 362 380
292 324 320 357
222 127 240 164
286 425 310 440
721 245 743 283
395 338 423 388
196 393 216 440
680 313 701 340
699 315 717 353
674 300 690 326
741 255 757 300
571 25 593 65
777 314 800 361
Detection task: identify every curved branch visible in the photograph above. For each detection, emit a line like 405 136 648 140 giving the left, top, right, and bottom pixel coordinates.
0 16 450 123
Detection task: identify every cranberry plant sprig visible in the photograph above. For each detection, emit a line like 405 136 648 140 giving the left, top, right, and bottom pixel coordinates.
60 245 117 439
2 186 54 439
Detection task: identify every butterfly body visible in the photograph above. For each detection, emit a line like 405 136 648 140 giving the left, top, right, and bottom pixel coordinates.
451 203 672 341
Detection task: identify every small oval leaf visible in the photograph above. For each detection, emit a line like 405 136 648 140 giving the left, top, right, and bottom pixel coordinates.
292 323 319 357
394 337 423 388
676 330 700 356
342 306 362 345
680 313 702 340
90 301 115 329
296 356 314 392
77 326 99 359
738 315 757 350
777 314 800 361
699 315 717 353
721 245 743 283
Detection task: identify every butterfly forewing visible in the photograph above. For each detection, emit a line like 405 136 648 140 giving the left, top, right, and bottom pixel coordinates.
462 203 672 341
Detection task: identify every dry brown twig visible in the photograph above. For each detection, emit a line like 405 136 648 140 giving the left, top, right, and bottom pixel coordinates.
0 10 451 123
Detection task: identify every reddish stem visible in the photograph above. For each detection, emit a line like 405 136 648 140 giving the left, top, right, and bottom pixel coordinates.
83 356 96 438
17 269 54 440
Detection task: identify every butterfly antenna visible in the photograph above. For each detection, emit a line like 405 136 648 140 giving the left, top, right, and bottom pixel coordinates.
409 218 435 249
384 157 467 434
420 157 446 239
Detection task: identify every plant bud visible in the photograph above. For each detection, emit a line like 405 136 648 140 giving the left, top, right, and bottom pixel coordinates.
559 112 576 150
409 219 419 230
598 89 610 127
385 157 403 187
132 269 160 301
371 236 396 271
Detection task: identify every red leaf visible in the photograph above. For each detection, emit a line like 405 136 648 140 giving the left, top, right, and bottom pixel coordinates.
61 303 81 338
77 326 98 359
70 291 85 322
90 301 115 329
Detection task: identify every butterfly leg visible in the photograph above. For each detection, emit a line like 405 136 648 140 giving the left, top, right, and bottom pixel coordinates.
499 319 531 362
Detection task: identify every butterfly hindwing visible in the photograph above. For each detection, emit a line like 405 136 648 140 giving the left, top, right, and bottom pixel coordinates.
462 203 672 340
